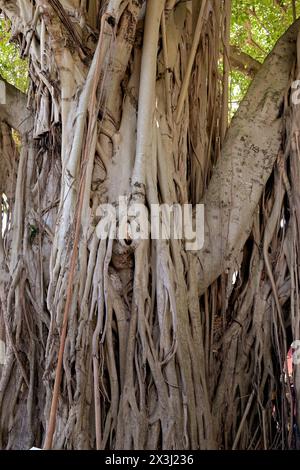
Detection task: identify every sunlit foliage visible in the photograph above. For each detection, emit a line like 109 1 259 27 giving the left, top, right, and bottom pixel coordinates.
230 0 300 115
0 19 28 92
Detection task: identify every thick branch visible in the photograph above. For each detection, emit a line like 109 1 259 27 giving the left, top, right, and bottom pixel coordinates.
0 79 30 134
229 45 261 77
197 19 300 294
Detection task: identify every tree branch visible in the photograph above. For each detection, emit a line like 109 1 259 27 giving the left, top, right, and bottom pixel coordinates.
0 79 31 134
229 45 261 78
197 19 300 294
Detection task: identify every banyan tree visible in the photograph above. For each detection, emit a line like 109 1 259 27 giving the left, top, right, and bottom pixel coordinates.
0 0 300 450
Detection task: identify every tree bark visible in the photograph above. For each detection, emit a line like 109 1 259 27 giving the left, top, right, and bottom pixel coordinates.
197 19 300 294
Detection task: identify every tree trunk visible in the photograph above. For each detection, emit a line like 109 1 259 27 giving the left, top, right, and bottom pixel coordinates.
0 0 299 451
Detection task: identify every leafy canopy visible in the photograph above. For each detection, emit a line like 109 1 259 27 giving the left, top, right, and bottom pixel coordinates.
0 19 28 93
230 0 300 114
